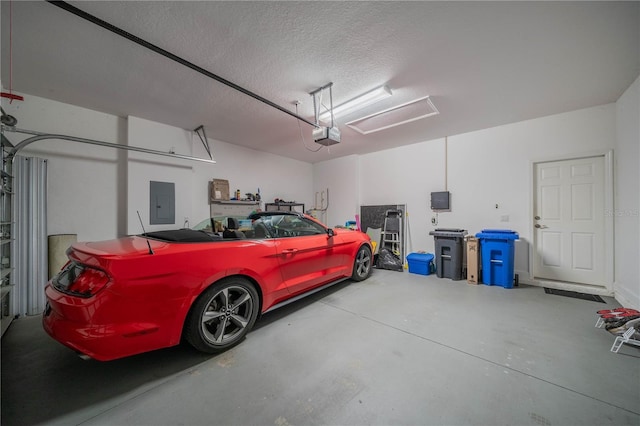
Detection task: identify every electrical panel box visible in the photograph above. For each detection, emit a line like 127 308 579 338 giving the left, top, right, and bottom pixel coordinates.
431 191 450 210
150 181 175 224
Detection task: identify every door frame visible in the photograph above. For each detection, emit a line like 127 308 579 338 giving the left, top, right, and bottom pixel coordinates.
528 150 614 295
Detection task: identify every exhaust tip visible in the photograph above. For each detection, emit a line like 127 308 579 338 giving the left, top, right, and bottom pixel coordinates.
77 353 92 361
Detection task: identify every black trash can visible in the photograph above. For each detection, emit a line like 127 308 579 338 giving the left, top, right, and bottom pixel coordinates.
429 228 467 280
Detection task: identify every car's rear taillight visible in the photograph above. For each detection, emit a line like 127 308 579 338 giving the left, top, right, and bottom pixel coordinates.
53 263 110 297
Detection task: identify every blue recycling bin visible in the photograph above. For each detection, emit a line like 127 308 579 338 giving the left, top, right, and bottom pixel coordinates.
475 229 519 288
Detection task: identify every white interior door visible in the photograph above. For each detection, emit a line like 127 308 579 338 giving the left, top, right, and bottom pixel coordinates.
533 156 605 286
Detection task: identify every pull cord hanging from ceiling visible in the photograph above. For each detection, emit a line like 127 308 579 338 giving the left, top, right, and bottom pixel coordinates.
46 1 319 129
1 0 24 103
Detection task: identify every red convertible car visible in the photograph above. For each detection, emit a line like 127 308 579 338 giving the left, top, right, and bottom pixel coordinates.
43 212 372 361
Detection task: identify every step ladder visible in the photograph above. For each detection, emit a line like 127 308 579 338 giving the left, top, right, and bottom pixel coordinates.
381 209 403 257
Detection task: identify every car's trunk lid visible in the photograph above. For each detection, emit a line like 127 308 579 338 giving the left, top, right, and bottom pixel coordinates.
63 236 167 269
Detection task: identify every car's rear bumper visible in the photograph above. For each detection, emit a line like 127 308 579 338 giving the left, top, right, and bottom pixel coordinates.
43 284 172 361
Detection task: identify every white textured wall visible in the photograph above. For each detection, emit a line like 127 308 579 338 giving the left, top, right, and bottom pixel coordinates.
315 104 617 280
357 141 446 254
126 116 197 234
614 76 640 309
446 106 615 282
2 93 126 241
127 116 313 233
193 133 313 222
312 155 359 227
6 88 634 305
3 93 313 241
446 104 615 243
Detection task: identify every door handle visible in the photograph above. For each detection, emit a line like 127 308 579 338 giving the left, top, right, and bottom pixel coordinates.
281 248 298 254
535 224 548 229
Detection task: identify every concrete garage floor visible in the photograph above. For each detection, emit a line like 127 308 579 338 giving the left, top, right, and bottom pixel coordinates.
2 269 639 426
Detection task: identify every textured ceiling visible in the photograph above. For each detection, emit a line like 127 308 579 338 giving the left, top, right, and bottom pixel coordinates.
1 1 638 163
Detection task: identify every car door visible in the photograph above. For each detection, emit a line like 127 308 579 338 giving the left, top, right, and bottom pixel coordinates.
267 215 346 295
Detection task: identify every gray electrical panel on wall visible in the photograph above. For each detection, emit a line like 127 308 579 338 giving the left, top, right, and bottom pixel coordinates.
150 181 175 224
431 191 450 211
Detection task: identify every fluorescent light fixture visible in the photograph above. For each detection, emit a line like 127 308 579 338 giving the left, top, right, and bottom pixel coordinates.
346 96 439 135
319 85 392 123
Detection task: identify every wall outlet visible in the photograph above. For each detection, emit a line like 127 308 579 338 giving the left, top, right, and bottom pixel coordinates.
431 216 438 226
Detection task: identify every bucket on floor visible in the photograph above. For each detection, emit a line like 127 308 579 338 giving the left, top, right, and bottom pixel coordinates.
406 253 434 276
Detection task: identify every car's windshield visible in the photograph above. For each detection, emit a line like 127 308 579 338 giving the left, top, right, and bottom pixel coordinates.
192 216 246 233
256 214 326 238
191 214 327 240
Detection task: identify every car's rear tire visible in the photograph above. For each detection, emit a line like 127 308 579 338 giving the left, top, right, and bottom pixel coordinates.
185 277 259 353
351 245 372 281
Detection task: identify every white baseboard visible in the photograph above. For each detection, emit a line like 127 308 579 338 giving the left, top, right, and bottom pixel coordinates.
614 284 640 310
518 275 613 296
514 271 639 310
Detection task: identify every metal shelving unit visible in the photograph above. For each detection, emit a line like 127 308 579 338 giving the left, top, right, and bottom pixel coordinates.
1 131 15 336
210 200 261 218
265 202 305 213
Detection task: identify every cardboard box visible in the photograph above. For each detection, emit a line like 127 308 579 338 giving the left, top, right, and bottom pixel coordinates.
466 236 479 284
209 179 230 202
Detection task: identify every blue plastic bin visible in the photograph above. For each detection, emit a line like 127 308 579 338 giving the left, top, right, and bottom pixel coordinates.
475 229 519 288
406 253 434 276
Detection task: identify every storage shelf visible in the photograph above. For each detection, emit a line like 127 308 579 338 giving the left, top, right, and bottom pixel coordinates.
265 202 305 213
211 200 260 205
210 200 261 218
1 131 14 338
0 315 13 337
0 268 12 280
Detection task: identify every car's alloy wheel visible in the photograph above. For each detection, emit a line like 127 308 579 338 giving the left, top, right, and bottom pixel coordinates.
351 245 372 281
185 278 259 353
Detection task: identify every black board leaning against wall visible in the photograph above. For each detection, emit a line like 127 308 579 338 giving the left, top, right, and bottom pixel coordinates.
360 204 406 259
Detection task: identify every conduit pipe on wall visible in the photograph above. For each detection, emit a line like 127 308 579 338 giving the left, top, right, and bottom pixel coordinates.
444 136 448 191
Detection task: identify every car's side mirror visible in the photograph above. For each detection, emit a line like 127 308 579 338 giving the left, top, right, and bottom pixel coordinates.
327 228 335 238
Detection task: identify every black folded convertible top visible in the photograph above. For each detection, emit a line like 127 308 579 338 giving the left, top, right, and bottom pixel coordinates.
142 229 222 242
